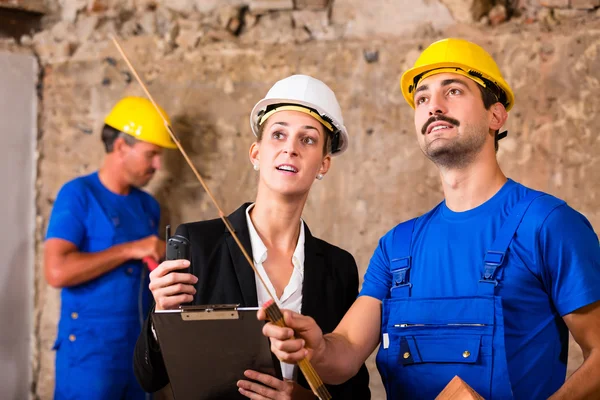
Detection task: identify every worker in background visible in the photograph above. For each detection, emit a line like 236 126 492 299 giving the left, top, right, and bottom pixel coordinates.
44 96 175 399
260 38 600 399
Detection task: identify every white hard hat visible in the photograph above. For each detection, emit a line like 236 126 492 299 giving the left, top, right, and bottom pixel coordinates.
250 74 349 156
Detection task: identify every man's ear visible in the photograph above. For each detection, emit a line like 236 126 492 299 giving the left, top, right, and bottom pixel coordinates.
113 136 128 156
489 103 508 132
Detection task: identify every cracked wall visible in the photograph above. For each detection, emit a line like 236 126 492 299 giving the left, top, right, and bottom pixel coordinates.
1 0 599 398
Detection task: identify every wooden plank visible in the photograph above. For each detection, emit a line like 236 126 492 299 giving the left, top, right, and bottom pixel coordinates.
436 376 485 400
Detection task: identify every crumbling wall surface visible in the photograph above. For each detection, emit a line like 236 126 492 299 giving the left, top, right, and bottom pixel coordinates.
13 0 600 398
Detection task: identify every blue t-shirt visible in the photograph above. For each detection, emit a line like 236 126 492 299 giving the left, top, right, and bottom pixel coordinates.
360 179 600 399
46 171 160 320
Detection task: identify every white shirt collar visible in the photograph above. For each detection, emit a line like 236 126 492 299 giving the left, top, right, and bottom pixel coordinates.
245 203 305 276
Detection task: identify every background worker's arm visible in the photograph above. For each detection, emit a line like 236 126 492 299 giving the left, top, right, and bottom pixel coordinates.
44 179 165 288
44 235 165 288
262 295 382 385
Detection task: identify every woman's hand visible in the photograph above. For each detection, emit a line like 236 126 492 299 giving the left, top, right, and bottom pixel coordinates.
237 370 316 400
149 259 197 310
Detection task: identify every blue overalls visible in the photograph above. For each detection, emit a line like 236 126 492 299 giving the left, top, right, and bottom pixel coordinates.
376 191 549 399
50 174 156 400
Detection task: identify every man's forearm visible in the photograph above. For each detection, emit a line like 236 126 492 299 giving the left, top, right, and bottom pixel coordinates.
549 350 600 400
311 296 382 385
311 332 372 385
47 243 134 287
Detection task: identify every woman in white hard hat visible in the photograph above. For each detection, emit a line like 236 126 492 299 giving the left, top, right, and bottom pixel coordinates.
133 75 371 399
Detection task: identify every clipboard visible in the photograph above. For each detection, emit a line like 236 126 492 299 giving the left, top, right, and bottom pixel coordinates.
153 304 283 400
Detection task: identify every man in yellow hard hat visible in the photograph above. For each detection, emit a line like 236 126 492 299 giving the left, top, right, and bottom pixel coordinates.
259 38 600 399
44 96 177 399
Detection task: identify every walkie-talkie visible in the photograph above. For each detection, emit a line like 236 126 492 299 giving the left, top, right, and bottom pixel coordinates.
165 225 191 273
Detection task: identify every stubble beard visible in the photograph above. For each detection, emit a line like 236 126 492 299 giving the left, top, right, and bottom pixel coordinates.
423 124 488 170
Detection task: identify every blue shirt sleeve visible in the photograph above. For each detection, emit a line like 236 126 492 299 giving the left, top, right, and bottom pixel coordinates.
45 180 87 248
539 204 600 316
359 230 393 301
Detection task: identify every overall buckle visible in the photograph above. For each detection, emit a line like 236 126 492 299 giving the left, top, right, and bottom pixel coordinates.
391 257 412 291
478 251 505 286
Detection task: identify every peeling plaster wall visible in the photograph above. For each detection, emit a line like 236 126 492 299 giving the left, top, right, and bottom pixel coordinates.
1 0 599 398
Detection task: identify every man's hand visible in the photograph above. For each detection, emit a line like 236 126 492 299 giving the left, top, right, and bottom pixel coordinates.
258 296 382 386
128 235 166 261
149 259 197 310
257 308 326 365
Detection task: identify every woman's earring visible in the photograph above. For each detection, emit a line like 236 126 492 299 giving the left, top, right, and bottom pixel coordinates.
316 174 324 180
253 163 259 171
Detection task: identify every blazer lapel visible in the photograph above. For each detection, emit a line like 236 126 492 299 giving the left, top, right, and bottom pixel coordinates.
224 203 258 307
301 223 326 318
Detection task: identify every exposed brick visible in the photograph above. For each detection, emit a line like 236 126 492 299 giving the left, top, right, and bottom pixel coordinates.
488 4 507 26
0 0 46 13
175 18 202 48
75 15 99 42
291 10 336 39
138 11 157 35
294 0 330 10
554 8 589 17
438 0 494 23
163 0 195 14
570 0 600 9
86 0 108 13
538 0 569 7
249 0 294 14
61 0 87 22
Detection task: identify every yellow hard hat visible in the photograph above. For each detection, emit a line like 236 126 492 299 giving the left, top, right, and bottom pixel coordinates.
104 96 177 149
400 38 515 112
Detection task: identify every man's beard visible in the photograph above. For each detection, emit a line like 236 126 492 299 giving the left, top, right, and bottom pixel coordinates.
421 116 487 169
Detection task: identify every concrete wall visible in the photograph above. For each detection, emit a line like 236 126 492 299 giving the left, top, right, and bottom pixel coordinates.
1 0 599 398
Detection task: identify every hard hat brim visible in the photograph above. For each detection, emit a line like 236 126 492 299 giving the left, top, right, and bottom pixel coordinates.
105 122 179 149
400 61 514 112
250 97 349 156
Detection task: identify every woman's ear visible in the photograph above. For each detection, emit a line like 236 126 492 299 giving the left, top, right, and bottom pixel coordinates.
319 154 331 176
249 141 260 169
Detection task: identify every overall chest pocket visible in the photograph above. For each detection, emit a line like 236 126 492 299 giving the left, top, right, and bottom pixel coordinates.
88 209 155 247
380 297 495 399
397 334 483 365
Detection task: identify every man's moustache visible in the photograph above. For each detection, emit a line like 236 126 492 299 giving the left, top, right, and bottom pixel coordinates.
422 115 461 135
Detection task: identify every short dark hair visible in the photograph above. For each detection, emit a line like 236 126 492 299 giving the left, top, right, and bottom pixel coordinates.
477 85 502 152
101 124 138 153
257 120 332 156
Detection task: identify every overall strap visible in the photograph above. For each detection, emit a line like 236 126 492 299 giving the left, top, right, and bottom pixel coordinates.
82 177 119 227
389 217 418 297
478 190 546 295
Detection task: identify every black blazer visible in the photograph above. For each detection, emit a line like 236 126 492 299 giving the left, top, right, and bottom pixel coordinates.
133 203 371 399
